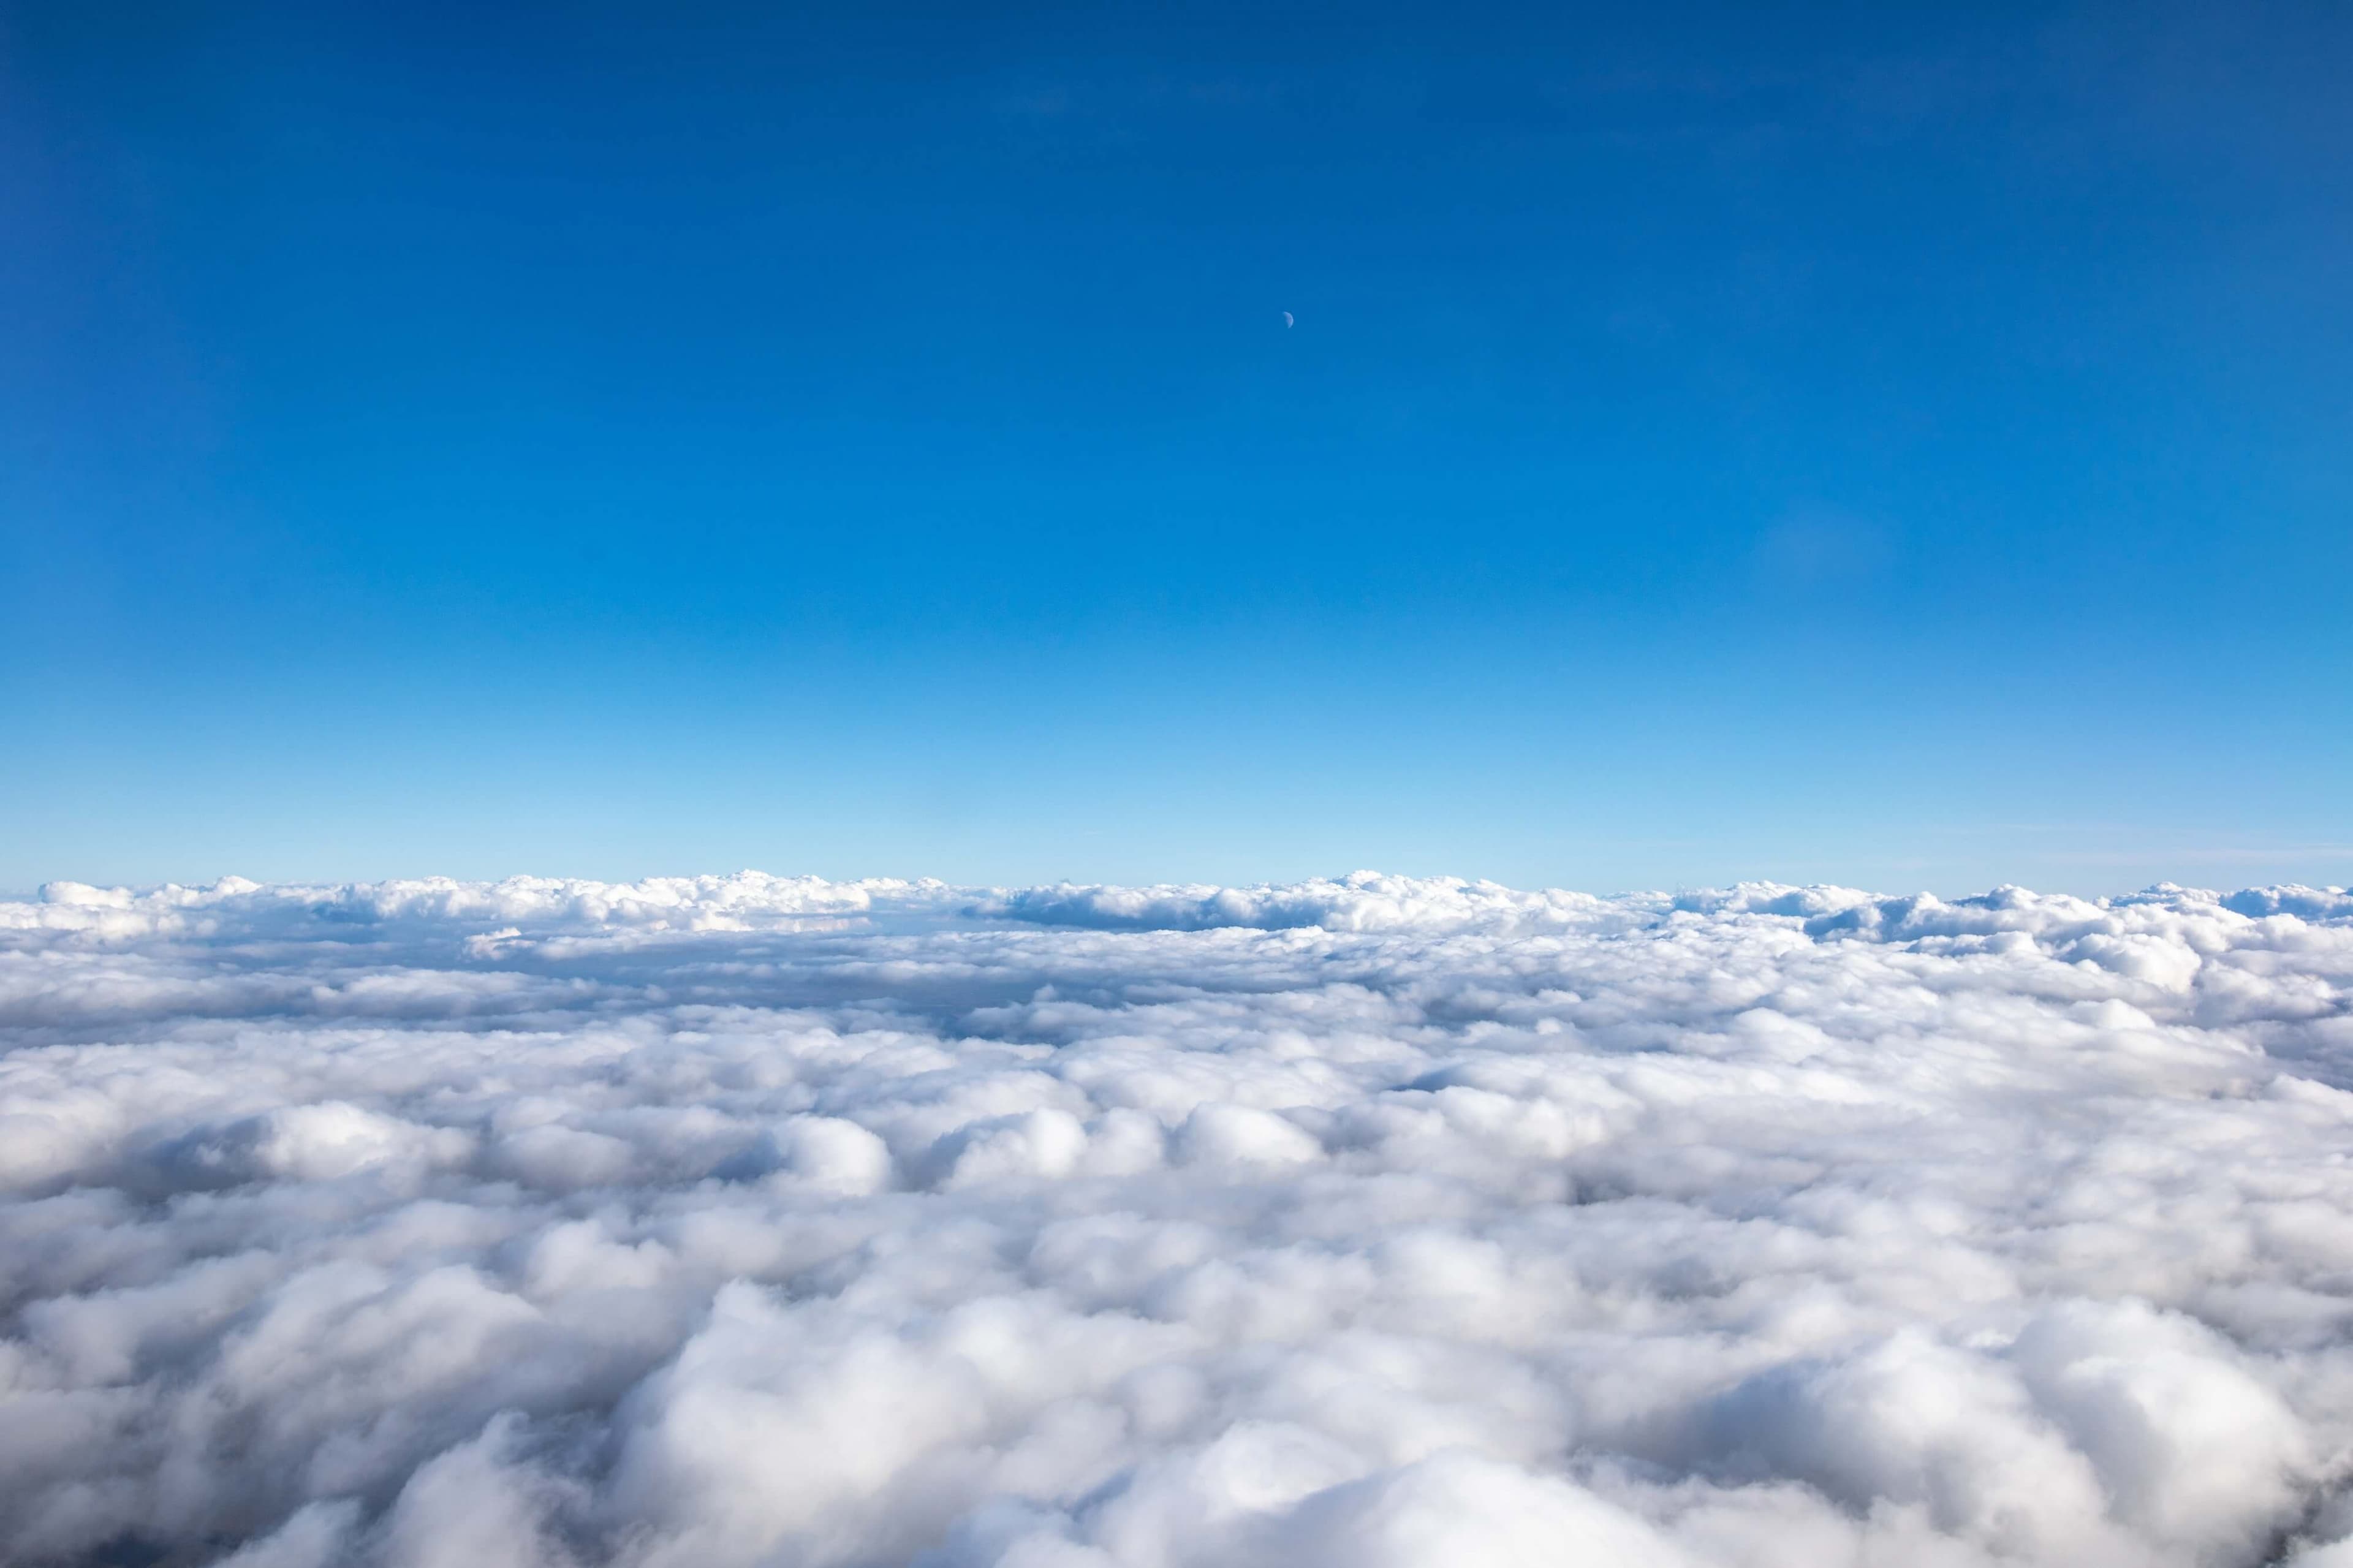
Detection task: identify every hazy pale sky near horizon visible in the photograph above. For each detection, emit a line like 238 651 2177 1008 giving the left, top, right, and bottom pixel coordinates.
4 0 2349 895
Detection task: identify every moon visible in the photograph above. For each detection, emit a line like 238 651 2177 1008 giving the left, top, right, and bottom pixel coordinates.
1281 311 1294 328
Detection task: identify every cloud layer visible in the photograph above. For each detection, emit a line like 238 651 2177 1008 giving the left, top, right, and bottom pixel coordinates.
7 871 2353 1567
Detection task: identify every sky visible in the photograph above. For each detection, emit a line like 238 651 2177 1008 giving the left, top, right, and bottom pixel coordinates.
4 0 2350 894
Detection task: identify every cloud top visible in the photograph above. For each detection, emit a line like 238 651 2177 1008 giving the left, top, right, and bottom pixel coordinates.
5 871 2353 1566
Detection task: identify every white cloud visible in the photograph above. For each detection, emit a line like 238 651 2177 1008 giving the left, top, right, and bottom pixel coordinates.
3 871 2352 1566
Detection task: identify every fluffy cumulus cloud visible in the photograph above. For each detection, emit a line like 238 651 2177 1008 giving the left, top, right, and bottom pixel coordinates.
6 870 2353 1567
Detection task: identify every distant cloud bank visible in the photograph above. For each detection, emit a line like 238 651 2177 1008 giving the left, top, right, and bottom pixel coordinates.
6 871 2353 1566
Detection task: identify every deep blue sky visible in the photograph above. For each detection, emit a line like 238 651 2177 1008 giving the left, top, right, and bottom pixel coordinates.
5 0 2349 893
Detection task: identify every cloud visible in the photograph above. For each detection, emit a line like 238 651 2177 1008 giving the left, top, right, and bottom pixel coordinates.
1752 504 1897 592
975 871 1635 935
3 871 2353 1565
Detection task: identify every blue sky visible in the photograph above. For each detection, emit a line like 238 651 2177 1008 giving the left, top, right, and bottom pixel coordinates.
4 0 2349 893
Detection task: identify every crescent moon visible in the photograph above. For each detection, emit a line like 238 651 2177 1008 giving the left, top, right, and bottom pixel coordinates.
1281 311 1294 328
